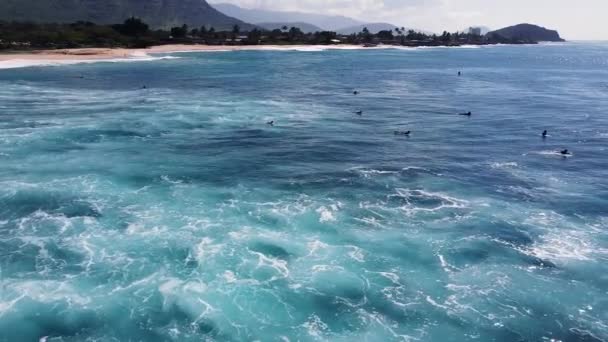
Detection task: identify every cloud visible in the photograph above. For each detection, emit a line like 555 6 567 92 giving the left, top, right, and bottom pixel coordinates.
209 0 608 39
212 0 439 17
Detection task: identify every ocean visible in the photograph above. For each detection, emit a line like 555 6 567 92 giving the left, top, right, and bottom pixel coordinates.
0 43 607 341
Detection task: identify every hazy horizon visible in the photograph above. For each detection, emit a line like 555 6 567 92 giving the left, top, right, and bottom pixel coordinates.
209 0 607 40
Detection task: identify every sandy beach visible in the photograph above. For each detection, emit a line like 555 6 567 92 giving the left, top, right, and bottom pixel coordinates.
0 44 494 69
0 44 366 68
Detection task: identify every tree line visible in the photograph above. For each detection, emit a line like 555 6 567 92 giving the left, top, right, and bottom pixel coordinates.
0 17 517 50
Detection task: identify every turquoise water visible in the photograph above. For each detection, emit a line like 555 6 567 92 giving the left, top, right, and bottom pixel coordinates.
1 43 607 341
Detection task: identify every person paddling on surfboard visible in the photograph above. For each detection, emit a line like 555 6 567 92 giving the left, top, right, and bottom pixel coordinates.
459 111 472 116
560 149 571 155
267 120 274 126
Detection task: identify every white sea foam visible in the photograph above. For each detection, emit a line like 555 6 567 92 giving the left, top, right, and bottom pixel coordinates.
193 237 222 265
0 55 179 70
348 166 399 179
528 230 597 262
307 239 328 256
0 294 25 317
490 162 519 169
251 45 369 52
378 272 401 285
347 245 366 262
425 295 450 310
109 272 160 294
160 175 183 184
353 216 386 228
223 270 237 283
160 49 233 54
302 314 329 338
316 205 338 223
437 254 461 273
17 210 74 235
159 278 183 295
519 211 608 262
79 237 96 272
251 251 290 281
359 310 420 341
0 44 521 70
1 45 378 70
5 280 90 306
132 220 169 236
183 281 207 294
402 166 431 172
391 188 468 216
273 46 327 52
311 264 344 273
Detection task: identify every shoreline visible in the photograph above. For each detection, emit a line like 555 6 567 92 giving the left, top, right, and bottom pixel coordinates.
0 44 366 68
0 42 559 69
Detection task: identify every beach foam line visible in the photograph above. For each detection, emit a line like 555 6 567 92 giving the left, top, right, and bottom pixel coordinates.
0 44 427 68
0 54 179 70
0 43 519 70
148 45 374 54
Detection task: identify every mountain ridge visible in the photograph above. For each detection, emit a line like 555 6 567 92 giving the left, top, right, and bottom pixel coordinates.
0 0 254 30
212 3 364 31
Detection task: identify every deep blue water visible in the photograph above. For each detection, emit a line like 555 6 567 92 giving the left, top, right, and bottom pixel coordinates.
0 43 607 341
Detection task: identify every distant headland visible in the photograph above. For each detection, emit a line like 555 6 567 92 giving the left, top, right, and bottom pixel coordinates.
486 24 564 43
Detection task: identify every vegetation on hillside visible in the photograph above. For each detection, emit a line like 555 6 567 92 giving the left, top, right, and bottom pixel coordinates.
0 18 549 51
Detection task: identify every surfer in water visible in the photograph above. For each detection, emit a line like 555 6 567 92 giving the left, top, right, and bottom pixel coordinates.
542 130 548 138
560 149 571 155
394 130 411 136
458 71 461 76
355 110 363 116
267 120 274 126
353 90 359 95
459 111 472 116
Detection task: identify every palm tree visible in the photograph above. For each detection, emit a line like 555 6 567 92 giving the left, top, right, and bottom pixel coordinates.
361 27 372 43
232 25 240 40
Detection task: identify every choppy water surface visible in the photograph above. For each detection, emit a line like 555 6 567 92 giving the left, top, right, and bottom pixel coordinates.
1 43 608 341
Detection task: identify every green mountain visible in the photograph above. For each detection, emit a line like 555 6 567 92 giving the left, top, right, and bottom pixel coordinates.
0 0 254 30
487 23 564 42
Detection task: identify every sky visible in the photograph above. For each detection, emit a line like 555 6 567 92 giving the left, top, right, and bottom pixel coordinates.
208 0 608 40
